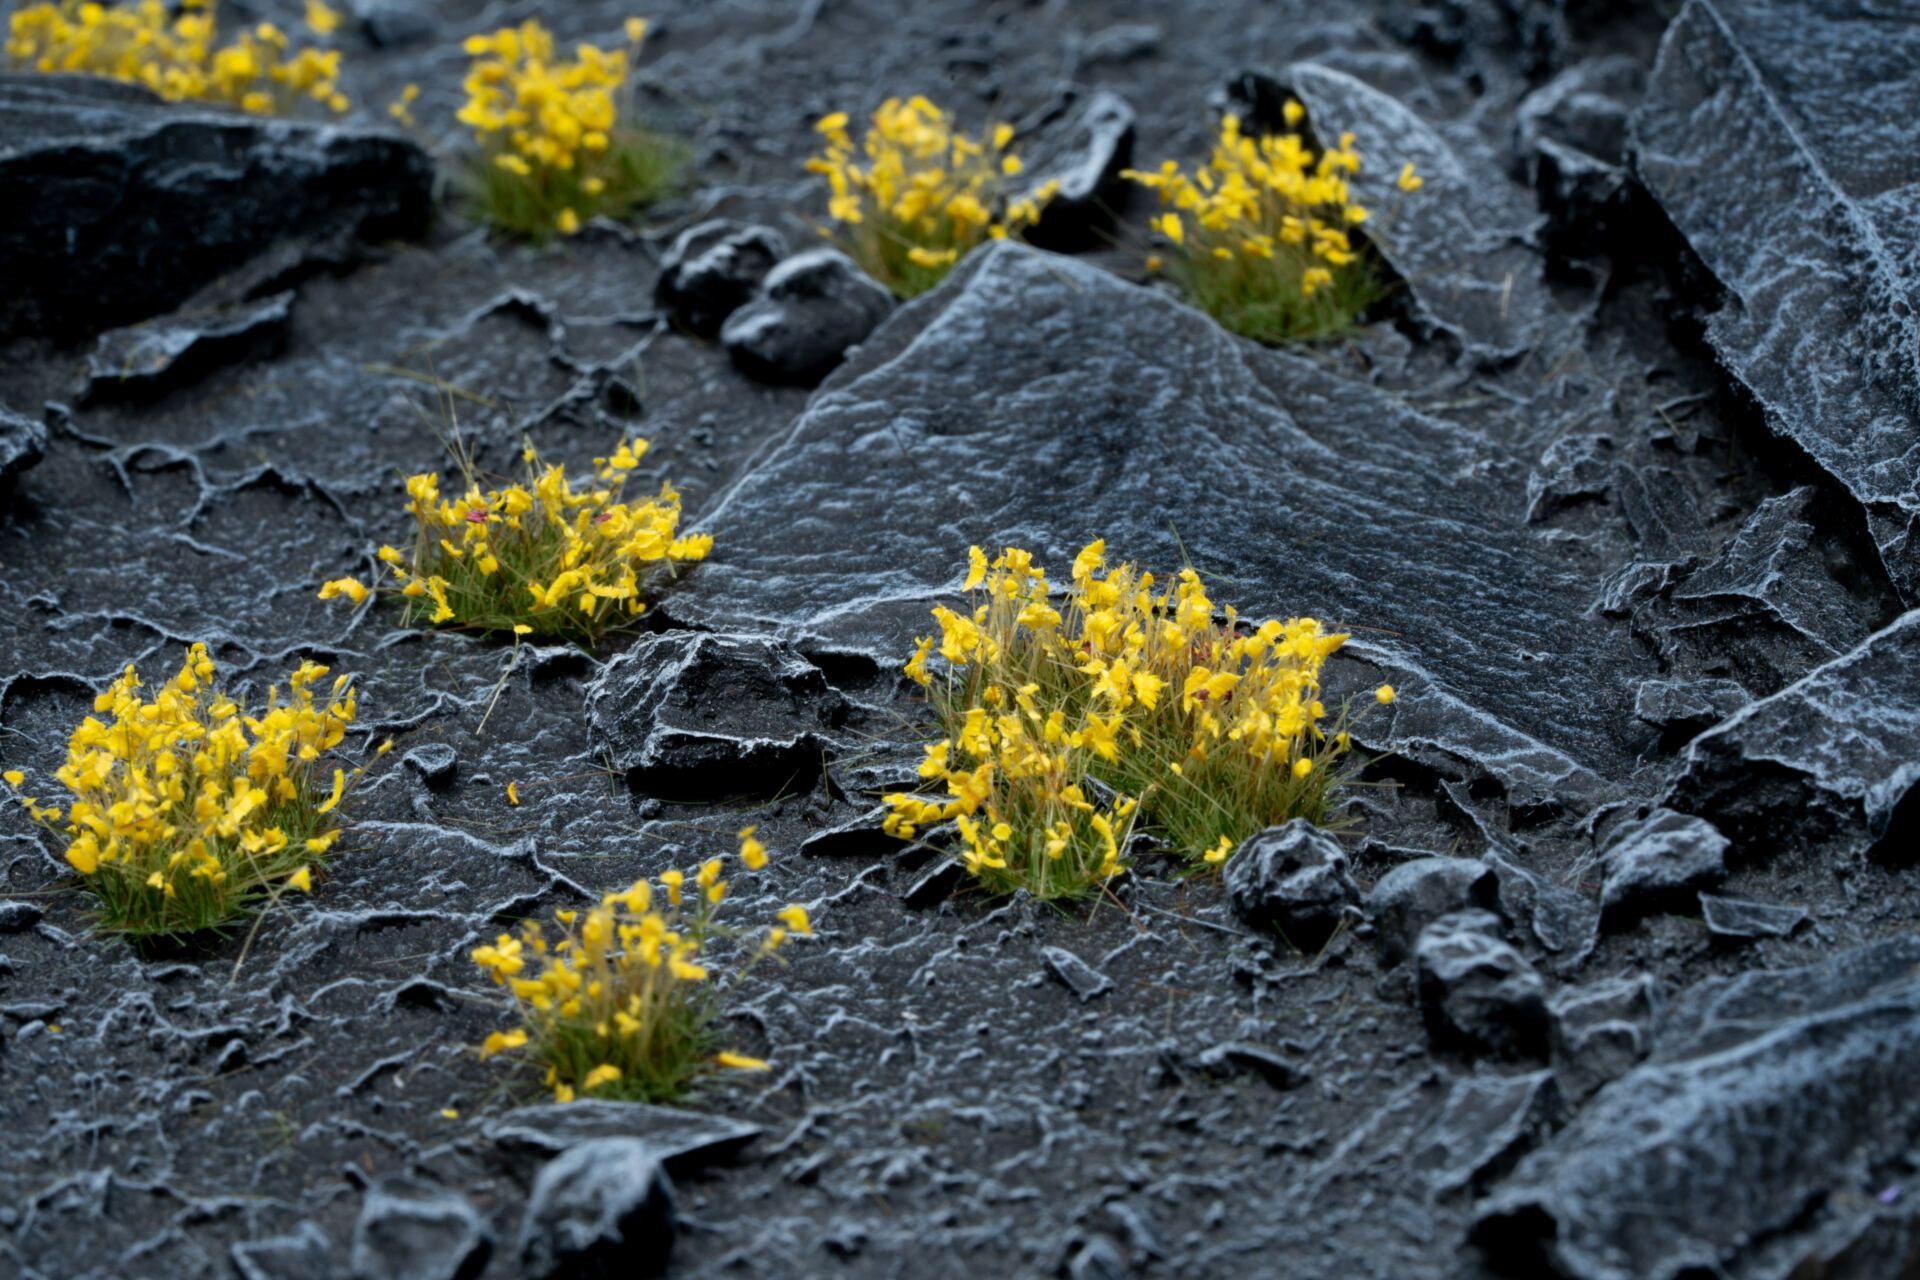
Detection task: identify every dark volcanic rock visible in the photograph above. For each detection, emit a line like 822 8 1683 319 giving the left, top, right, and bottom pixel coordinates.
1597 808 1728 926
1415 1069 1563 1197
350 1177 491 1280
1195 1041 1310 1091
1223 820 1361 951
82 291 293 402
1415 910 1549 1060
232 1221 333 1280
1367 856 1502 967
1042 945 1113 1002
585 632 847 795
1289 62 1556 362
1631 677 1751 737
1697 893 1807 941
484 1101 760 1178
1631 0 1920 601
0 75 432 339
720 248 894 385
0 901 42 933
0 403 46 495
1515 56 1644 245
654 220 789 338
1666 610 1920 862
673 242 1653 806
1548 972 1660 1102
1475 936 1920 1280
400 742 458 789
1021 89 1137 252
518 1137 676 1280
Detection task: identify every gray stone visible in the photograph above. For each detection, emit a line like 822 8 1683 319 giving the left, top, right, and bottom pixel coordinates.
1475 936 1920 1280
585 632 847 796
0 403 46 495
721 248 893 385
82 291 293 403
1667 609 1920 862
1077 23 1161 67
1515 56 1645 244
1041 945 1112 1002
1548 972 1661 1101
400 743 457 789
484 1100 760 1178
1414 1069 1563 1197
353 0 435 47
232 1221 333 1280
654 219 788 338
1597 808 1729 926
518 1137 676 1280
0 75 432 339
1525 433 1612 523
1289 62 1556 362
1631 0 1920 601
1366 856 1501 966
349 1177 490 1280
0 902 41 934
669 242 1649 809
1698 893 1808 941
1415 909 1548 1060
1631 677 1751 735
1021 90 1136 252
1223 819 1361 951
1195 1041 1310 1091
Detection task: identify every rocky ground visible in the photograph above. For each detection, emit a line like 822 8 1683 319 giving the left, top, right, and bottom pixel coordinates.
3 1 1919 1277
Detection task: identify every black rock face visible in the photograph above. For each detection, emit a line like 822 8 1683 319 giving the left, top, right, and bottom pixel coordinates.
1597 808 1729 925
1223 819 1362 950
517 1137 676 1280
1416 910 1550 1061
655 220 790 339
1368 856 1503 966
350 1177 492 1280
721 249 895 385
0 75 433 340
0 404 47 496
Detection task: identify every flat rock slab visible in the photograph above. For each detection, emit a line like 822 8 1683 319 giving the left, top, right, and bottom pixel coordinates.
0 74 432 339
484 1100 762 1178
1475 935 1920 1280
1631 0 1920 601
672 241 1653 806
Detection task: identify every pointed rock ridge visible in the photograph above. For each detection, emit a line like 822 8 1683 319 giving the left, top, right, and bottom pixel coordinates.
1287 62 1557 363
1630 0 1920 604
670 240 1650 808
0 75 433 341
1474 935 1920 1280
1665 609 1920 863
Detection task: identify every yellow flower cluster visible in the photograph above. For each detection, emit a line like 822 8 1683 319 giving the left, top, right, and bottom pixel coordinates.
457 17 680 239
472 828 811 1102
319 437 712 648
1126 107 1420 343
6 0 349 116
886 542 1379 899
0 645 375 938
807 96 1059 297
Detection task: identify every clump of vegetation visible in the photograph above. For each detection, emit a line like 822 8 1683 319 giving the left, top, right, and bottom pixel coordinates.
471 829 812 1103
0 644 379 939
318 436 711 649
1125 107 1421 344
884 541 1395 900
6 0 350 115
457 17 684 240
806 96 1059 298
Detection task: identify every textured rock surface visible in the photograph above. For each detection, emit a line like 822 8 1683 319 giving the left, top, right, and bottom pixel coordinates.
1597 808 1728 924
654 220 788 339
1631 0 1920 601
350 1178 491 1280
83 292 295 403
1223 819 1361 950
0 75 432 339
1367 856 1502 966
1020 89 1137 251
720 249 894 385
0 403 47 495
1547 972 1660 1102
517 1138 675 1279
1476 936 1920 1279
1416 910 1549 1060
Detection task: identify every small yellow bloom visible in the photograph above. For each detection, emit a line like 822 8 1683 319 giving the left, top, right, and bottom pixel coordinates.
556 208 582 235
716 1051 770 1072
288 866 313 892
1397 163 1423 193
304 0 341 36
1292 758 1313 779
624 17 648 42
777 904 812 936
738 825 768 871
1283 100 1305 125
318 577 369 605
1375 684 1397 704
582 1063 622 1091
2 770 22 787
506 781 521 806
440 1108 460 1120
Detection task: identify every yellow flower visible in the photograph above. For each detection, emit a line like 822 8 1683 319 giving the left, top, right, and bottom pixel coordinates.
304 0 340 36
288 866 313 892
556 207 582 236
1375 684 1397 704
624 17 648 42
440 1108 460 1120
1283 100 1305 125
1397 163 1423 193
777 904 812 936
318 577 369 604
716 1051 770 1072
2 770 22 787
582 1063 622 1091
506 781 521 806
1155 212 1184 245
738 825 768 871
1292 758 1313 779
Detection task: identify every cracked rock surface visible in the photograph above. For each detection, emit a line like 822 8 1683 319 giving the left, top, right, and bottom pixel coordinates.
3 2 1920 1278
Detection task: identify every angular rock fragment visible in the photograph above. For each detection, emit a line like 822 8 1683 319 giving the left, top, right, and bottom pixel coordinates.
1041 945 1112 1002
1524 433 1612 523
1020 90 1136 251
585 632 847 796
1597 808 1728 926
484 1100 761 1177
654 220 788 338
721 249 893 385
1415 1069 1563 1197
518 1138 675 1280
0 902 41 934
1223 820 1361 951
1547 972 1659 1101
674 242 1654 805
1366 856 1501 966
1514 57 1644 246
1475 936 1920 1280
1631 677 1750 738
1697 893 1807 941
232 1221 333 1280
0 403 47 496
1415 909 1549 1060
400 743 457 790
1484 849 1598 967
0 76 432 339
900 858 968 909
1631 0 1920 601
1666 610 1920 862
82 292 293 403
349 1177 491 1280
1195 1041 1309 1091
1289 62 1556 362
